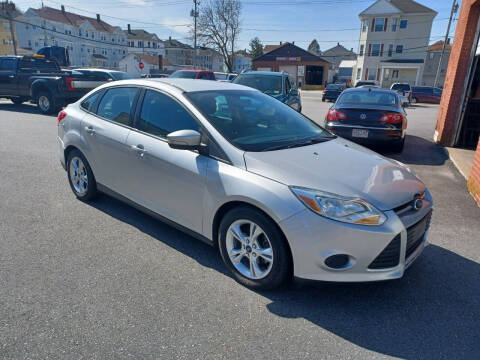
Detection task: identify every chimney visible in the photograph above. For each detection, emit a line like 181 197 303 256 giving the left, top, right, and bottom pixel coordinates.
127 24 131 34
337 42 340 46
447 37 451 45
292 41 295 45
96 14 100 22
350 48 353 51
280 41 282 45
61 5 65 13
169 36 171 41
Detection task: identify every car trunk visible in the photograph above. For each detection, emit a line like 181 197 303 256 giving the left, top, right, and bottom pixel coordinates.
336 105 402 129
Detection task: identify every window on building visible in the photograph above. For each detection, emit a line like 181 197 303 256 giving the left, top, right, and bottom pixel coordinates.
368 68 376 80
362 19 368 32
388 44 393 57
396 45 403 54
392 18 398 32
359 44 364 56
79 29 82 36
392 70 399 78
400 19 408 29
429 52 435 60
371 44 381 56
375 18 385 32
356 68 361 80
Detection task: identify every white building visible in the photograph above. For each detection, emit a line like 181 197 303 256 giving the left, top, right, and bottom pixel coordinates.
125 25 164 57
16 5 127 68
119 53 160 77
354 0 437 87
233 50 252 73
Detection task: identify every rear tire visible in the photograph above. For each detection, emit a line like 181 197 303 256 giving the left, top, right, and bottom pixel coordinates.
392 138 405 153
36 91 55 114
66 149 98 201
218 206 292 290
411 97 418 104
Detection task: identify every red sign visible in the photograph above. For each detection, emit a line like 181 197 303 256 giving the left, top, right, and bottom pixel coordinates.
139 61 144 70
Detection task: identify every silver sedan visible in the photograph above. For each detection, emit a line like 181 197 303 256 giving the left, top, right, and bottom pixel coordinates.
57 78 433 290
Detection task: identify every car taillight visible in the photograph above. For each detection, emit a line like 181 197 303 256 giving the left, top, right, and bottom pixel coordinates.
327 109 347 121
58 110 67 125
379 113 404 124
323 89 327 93
65 77 75 91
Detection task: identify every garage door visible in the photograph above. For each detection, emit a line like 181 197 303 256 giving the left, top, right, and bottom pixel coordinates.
279 65 297 85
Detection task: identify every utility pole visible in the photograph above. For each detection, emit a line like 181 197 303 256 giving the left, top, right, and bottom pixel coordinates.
434 0 458 88
2 1 17 55
191 0 199 68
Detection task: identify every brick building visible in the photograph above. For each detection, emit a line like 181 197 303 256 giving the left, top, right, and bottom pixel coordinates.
434 0 480 206
252 42 330 87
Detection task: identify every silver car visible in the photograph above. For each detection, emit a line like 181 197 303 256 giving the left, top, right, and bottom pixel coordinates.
57 78 433 290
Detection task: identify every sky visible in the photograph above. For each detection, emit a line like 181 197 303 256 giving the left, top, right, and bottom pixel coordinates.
13 0 458 52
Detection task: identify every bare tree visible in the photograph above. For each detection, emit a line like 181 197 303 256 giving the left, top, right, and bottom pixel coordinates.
196 0 241 72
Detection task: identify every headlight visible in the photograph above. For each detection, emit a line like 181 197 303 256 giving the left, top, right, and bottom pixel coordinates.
290 187 387 226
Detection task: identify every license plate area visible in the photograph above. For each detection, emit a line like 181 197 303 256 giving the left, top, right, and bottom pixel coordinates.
352 129 369 138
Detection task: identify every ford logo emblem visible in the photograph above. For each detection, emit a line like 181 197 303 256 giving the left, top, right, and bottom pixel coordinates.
360 114 367 120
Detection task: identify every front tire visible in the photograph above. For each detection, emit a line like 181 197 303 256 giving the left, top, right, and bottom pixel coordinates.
218 206 292 290
67 150 98 201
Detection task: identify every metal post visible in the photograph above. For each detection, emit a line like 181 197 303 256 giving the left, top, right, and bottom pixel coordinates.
191 0 199 68
434 0 458 87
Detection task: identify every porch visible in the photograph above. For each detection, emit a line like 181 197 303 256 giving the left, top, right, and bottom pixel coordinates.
379 59 423 88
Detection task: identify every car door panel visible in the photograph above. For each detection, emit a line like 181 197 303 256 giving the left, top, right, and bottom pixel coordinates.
124 132 209 233
0 59 18 96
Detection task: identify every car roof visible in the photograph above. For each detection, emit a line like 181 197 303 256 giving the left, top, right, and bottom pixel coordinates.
175 69 212 73
343 88 399 95
75 68 123 73
240 71 284 77
109 78 257 93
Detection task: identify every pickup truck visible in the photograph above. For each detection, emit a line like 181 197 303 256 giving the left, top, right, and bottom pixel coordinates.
0 56 92 114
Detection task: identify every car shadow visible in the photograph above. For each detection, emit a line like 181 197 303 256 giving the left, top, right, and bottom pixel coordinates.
368 135 448 166
88 194 479 359
264 245 480 359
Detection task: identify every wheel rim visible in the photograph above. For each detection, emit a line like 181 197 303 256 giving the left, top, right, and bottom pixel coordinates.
69 157 88 195
38 95 50 112
226 220 273 280
411 97 417 104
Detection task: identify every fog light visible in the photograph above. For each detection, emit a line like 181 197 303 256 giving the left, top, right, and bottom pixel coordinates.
324 254 350 269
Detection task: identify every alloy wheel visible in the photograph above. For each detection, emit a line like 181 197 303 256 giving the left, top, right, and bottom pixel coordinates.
38 95 50 112
69 156 88 195
225 220 274 280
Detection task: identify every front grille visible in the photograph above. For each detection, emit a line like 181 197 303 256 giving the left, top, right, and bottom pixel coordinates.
368 235 401 269
405 211 432 259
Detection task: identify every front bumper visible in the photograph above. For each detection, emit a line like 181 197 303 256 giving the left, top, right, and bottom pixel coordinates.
279 196 432 282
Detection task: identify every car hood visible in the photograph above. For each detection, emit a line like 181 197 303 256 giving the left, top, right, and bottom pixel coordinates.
244 138 426 211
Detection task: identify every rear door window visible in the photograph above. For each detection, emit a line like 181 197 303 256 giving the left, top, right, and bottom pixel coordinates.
81 91 102 112
96 87 138 126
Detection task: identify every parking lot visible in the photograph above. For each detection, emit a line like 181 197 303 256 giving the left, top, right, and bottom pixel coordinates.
1 95 479 359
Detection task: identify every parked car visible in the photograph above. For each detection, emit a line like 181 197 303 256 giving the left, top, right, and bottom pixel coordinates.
232 71 301 111
69 68 133 93
0 56 94 114
170 69 216 80
390 83 412 106
355 81 376 87
58 79 432 289
141 73 170 79
411 86 442 104
324 88 407 153
322 83 345 102
214 72 237 82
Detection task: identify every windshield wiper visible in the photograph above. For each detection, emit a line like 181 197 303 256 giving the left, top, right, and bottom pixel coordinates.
262 137 334 152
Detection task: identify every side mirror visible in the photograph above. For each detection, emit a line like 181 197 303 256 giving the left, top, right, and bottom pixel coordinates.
289 88 299 96
167 129 202 150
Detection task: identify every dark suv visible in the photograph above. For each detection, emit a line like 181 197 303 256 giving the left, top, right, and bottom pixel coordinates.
232 71 301 112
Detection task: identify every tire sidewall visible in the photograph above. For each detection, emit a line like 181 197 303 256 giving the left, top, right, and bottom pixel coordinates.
218 207 291 290
37 91 54 114
66 150 97 201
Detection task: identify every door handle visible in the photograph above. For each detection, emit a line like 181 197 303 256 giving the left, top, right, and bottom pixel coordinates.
85 126 95 135
130 144 147 157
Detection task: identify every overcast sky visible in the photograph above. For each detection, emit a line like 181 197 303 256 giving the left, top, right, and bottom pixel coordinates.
14 0 457 52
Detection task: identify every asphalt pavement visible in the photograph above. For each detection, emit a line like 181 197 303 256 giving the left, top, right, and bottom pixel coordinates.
1 97 479 359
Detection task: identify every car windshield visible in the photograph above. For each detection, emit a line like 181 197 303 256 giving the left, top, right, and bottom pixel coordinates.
233 75 283 95
391 84 410 91
111 72 134 80
186 90 333 152
337 91 399 106
170 71 197 79
326 84 342 90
